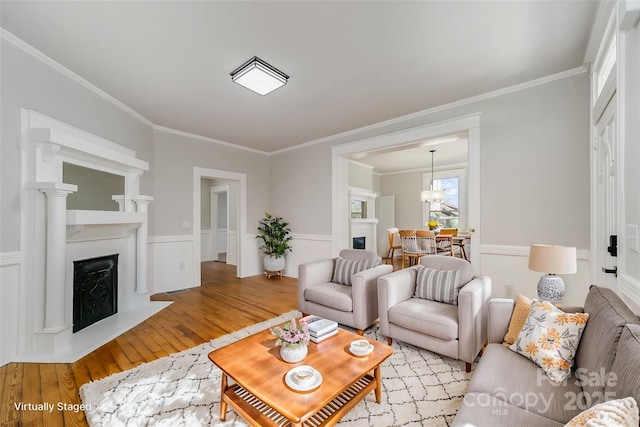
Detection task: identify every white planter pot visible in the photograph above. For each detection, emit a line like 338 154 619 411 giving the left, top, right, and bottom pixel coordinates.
280 343 308 363
264 255 285 272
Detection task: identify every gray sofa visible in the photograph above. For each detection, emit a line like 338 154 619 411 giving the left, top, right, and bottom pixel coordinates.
453 285 640 426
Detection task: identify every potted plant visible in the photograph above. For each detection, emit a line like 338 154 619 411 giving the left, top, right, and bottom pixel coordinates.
256 213 292 273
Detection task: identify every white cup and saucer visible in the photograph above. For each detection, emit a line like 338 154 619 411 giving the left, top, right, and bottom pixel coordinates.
349 339 374 357
285 365 322 391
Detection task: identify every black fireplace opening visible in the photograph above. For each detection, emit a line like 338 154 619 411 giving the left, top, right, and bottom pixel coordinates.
353 236 366 250
73 254 118 333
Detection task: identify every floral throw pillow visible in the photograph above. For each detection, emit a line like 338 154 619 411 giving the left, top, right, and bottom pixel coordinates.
510 300 589 383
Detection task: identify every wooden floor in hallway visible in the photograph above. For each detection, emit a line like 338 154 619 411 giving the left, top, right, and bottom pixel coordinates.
0 262 298 427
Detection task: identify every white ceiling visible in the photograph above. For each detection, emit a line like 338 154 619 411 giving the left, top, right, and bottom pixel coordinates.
348 134 469 175
0 1 598 154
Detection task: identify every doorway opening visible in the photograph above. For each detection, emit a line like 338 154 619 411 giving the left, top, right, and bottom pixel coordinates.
193 167 248 282
332 114 481 274
201 181 230 264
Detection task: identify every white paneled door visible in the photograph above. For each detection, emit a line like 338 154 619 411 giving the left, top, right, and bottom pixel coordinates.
594 96 618 288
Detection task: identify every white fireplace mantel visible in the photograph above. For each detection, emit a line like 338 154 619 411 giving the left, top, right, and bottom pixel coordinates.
67 210 145 226
18 109 166 363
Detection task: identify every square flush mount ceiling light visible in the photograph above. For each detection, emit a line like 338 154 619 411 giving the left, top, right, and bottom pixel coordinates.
230 56 289 96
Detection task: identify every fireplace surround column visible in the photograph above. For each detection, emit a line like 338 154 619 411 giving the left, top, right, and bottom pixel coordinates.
132 196 154 294
30 182 77 331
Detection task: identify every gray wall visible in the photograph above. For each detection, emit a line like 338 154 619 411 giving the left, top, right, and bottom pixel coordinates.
200 178 213 230
217 192 228 229
379 171 424 230
269 143 332 235
270 73 591 249
208 178 231 230
152 130 268 237
0 39 154 252
348 161 373 190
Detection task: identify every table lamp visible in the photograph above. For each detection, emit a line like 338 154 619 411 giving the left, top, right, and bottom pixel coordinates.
528 244 577 301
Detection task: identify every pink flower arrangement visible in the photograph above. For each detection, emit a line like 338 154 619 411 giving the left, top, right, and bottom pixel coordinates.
271 318 310 348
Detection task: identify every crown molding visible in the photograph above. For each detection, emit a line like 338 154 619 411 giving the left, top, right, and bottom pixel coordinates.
1 28 155 129
379 162 469 177
153 126 269 156
3 27 587 158
271 66 587 156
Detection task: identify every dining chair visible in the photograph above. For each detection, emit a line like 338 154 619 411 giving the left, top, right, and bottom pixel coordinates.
436 228 457 256
439 228 458 237
385 227 402 264
452 235 469 260
399 230 422 268
416 230 437 256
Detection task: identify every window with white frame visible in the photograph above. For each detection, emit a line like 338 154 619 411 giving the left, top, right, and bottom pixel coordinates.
594 32 616 100
423 169 467 229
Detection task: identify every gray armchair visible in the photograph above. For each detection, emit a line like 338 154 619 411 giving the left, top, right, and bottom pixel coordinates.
298 249 393 335
378 256 491 372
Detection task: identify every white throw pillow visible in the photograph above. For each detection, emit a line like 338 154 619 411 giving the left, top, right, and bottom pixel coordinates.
414 266 461 305
564 397 639 427
332 257 378 286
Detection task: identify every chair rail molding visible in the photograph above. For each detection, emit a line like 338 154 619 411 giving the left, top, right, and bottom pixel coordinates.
0 251 22 267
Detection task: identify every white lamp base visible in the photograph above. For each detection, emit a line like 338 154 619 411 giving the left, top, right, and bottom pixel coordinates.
537 274 565 302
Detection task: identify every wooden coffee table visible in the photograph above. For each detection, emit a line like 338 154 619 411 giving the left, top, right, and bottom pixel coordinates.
208 326 393 427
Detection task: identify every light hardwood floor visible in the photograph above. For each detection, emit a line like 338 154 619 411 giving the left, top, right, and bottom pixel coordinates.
0 262 298 427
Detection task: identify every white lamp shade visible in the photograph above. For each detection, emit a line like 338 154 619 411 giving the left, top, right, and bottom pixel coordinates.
421 189 445 202
528 244 577 274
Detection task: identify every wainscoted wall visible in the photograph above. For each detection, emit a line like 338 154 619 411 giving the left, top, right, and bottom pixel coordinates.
199 229 229 263
479 245 591 307
281 234 334 278
200 229 215 261
227 230 237 266
217 228 228 256
148 235 194 293
0 252 21 366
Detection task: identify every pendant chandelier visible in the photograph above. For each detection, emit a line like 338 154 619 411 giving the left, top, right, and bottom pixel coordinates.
420 149 445 203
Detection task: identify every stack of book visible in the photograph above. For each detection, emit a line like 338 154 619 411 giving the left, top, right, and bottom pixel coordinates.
303 316 339 343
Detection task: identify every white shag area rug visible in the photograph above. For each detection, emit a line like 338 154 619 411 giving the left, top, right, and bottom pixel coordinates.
80 310 474 426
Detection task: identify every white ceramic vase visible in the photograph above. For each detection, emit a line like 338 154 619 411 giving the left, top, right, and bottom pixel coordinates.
264 255 285 272
280 343 308 363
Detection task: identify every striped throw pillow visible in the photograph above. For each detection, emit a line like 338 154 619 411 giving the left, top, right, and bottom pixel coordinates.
332 257 379 286
415 266 461 305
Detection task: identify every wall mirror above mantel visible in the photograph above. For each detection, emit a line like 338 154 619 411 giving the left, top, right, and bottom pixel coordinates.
349 188 378 221
63 163 125 211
